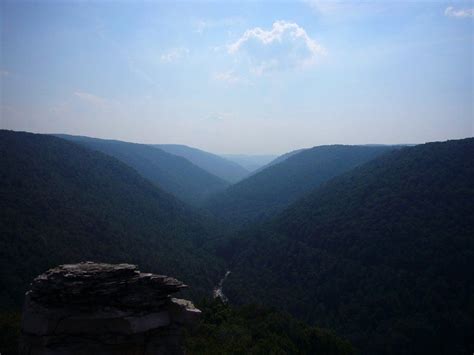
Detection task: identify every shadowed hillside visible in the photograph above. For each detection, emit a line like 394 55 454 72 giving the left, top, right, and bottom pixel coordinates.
154 144 249 183
0 130 224 309
57 134 229 205
225 138 474 354
186 300 354 355
252 148 306 175
206 145 395 226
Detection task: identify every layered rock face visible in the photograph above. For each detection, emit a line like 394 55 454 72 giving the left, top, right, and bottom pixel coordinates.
20 262 201 355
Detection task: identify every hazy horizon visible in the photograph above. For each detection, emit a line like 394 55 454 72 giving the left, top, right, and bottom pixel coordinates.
1 0 473 154
0 128 459 156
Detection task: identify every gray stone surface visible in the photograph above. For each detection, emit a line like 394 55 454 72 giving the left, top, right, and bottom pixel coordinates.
20 262 201 355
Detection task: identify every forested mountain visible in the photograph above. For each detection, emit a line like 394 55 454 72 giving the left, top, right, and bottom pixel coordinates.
56 134 229 205
2 131 472 354
185 301 354 354
221 154 277 172
252 148 306 174
224 138 474 354
154 144 249 183
206 145 395 226
0 130 224 309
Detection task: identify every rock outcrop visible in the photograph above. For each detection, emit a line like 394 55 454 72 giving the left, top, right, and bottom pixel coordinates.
20 262 201 355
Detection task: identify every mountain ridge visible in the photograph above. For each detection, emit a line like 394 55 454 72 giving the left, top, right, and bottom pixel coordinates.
224 138 474 354
55 134 229 205
206 144 396 226
154 144 249 183
0 130 224 309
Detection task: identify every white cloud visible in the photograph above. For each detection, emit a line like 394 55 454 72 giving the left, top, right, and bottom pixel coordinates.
227 21 326 73
0 70 10 77
213 70 247 85
160 47 189 63
228 21 324 56
445 6 474 18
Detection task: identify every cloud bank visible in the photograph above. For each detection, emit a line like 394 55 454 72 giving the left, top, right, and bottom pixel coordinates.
227 20 326 74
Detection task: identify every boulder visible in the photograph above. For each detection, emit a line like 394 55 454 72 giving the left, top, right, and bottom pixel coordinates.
20 262 201 355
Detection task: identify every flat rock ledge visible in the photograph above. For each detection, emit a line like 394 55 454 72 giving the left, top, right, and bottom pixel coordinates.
20 262 201 355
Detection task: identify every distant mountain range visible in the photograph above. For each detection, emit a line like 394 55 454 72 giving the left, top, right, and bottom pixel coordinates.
221 154 277 172
2 130 472 354
206 145 395 226
56 134 229 205
154 144 249 183
253 148 307 174
0 130 224 309
224 138 474 354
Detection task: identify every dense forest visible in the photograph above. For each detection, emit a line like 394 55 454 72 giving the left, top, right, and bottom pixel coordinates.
0 130 224 309
224 139 474 354
56 134 229 205
205 145 396 226
2 0 471 352
1 130 472 354
185 301 354 355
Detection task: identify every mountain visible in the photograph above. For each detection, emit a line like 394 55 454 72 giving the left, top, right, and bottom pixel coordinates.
56 134 229 205
224 138 474 354
221 154 277 172
206 145 395 226
0 130 224 309
154 144 249 183
253 148 306 174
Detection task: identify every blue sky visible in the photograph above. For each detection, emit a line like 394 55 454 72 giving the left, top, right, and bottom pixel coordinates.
1 0 473 154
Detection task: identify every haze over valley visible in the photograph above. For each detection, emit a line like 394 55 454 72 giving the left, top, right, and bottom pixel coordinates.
1 1 473 354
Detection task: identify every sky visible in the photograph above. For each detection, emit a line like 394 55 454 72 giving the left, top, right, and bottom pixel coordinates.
1 0 473 154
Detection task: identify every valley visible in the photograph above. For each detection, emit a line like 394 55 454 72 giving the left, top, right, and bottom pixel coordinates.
1 130 472 354
1 2 472 353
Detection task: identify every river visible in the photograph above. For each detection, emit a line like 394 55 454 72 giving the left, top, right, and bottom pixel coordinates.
213 270 231 303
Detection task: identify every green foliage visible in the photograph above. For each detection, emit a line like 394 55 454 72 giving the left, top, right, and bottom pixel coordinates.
0 311 21 355
2 131 473 354
0 130 224 309
0 302 354 355
206 145 395 227
56 134 229 205
226 139 474 354
185 300 354 355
